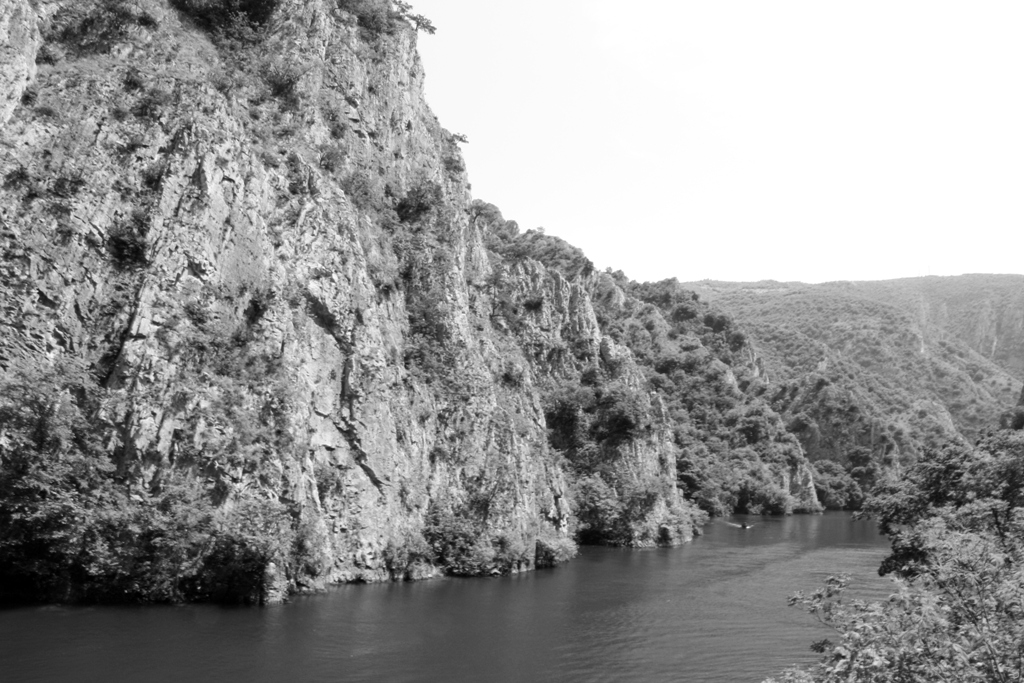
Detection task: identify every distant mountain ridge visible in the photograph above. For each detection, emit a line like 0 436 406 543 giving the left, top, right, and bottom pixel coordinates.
690 274 1024 380
686 276 1023 495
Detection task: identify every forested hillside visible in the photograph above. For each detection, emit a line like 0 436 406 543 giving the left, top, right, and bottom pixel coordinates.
849 275 1024 378
688 278 1023 508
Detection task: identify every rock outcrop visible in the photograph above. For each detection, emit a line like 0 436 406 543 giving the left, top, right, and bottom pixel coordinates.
1 0 723 601
0 0 39 128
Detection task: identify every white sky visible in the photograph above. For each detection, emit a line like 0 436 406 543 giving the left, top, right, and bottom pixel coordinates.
411 1 1024 284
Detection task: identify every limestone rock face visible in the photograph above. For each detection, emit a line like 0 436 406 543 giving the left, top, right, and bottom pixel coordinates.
489 258 701 545
0 0 701 597
0 0 38 129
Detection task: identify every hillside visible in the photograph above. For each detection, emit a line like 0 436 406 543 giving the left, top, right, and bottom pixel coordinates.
835 275 1024 379
688 277 1023 503
0 0 818 604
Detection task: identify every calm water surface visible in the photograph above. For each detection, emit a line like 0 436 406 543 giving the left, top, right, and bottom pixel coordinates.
0 512 892 683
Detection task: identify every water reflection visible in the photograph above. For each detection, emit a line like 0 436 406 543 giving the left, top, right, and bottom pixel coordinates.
0 513 892 683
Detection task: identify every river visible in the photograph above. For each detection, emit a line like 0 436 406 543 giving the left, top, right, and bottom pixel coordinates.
0 512 893 683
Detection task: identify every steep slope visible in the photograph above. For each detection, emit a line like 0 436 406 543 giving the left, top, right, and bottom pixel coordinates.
833 275 1024 379
688 279 1023 504
0 0 722 603
483 219 821 518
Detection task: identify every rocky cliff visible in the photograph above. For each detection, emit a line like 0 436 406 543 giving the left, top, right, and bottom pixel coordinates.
0 0 735 603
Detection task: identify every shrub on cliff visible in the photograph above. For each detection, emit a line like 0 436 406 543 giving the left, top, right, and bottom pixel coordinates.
46 0 160 57
573 474 679 546
170 0 277 43
422 505 532 576
592 384 649 444
336 0 436 38
396 181 443 223
487 227 595 280
0 358 299 604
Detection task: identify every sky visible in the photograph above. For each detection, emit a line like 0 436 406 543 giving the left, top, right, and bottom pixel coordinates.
410 0 1024 284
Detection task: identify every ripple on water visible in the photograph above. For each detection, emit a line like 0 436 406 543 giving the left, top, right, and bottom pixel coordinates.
0 513 892 683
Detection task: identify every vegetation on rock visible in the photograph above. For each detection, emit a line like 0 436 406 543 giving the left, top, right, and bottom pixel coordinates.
692 280 1023 510
1 0 1018 613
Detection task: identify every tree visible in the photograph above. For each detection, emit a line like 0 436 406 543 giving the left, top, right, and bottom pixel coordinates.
765 432 1024 682
766 521 1024 683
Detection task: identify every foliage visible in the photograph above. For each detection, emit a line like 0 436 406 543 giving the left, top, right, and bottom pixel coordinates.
481 208 594 280
336 0 436 38
170 0 277 44
864 431 1024 577
811 459 864 510
263 62 304 108
539 372 699 544
443 152 465 175
618 279 818 515
767 523 1024 683
340 171 379 212
106 209 149 268
422 504 533 576
692 279 1022 492
766 431 1024 682
381 529 433 579
0 350 298 604
403 295 459 387
572 474 672 546
395 181 443 223
543 378 651 469
46 0 160 57
484 215 820 520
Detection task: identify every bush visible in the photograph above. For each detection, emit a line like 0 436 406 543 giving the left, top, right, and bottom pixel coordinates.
263 62 303 108
592 384 648 444
403 299 458 387
318 145 345 173
336 0 435 37
770 523 1024 683
422 506 491 576
170 0 277 44
132 87 174 120
340 172 378 212
47 0 159 56
0 360 294 604
107 209 149 267
811 460 863 510
395 181 442 223
337 0 392 35
573 474 623 544
736 478 791 515
768 430 1024 682
381 530 433 579
443 153 465 174
534 535 577 568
